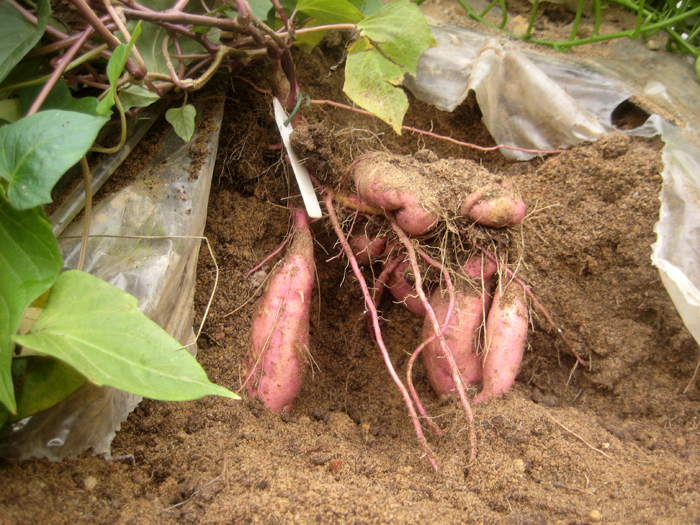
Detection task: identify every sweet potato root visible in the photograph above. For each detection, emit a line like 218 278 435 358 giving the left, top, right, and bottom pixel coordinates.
473 281 528 404
244 208 315 412
351 154 525 233
421 258 497 395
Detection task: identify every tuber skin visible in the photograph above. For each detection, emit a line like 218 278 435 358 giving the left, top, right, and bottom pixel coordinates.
421 258 497 395
349 233 387 266
244 208 315 413
459 184 527 228
387 259 427 317
352 161 440 236
473 281 529 404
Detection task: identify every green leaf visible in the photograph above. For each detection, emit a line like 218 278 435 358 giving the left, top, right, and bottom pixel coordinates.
343 0 435 133
119 85 160 113
0 110 109 210
344 40 408 133
248 0 274 21
348 0 385 16
10 356 86 422
0 0 50 85
0 194 63 414
19 79 99 116
207 27 222 44
294 21 330 53
288 0 363 53
97 22 142 116
295 0 364 23
166 104 196 142
0 57 49 99
357 0 435 76
129 22 205 76
0 99 20 124
13 271 238 402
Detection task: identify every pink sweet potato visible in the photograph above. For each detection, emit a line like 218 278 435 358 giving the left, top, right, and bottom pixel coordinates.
244 208 315 412
459 184 526 228
352 160 439 236
473 282 528 404
387 259 427 317
421 258 497 396
349 233 387 266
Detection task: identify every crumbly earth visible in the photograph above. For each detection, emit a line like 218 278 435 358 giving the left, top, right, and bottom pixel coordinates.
2 2 700 524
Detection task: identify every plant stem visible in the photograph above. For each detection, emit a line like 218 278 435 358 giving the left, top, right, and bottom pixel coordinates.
73 0 145 79
0 44 109 94
91 94 127 154
457 0 700 56
27 29 95 115
120 5 242 30
102 0 148 73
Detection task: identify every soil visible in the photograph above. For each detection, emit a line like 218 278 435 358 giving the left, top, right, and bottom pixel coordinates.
2 2 700 524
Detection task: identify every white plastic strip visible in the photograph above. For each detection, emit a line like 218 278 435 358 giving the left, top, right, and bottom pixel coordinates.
272 97 322 218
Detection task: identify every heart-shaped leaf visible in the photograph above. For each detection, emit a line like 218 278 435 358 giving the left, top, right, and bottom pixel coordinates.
343 0 435 133
13 271 237 402
357 0 435 76
344 37 408 133
166 104 196 142
119 85 160 113
0 110 109 210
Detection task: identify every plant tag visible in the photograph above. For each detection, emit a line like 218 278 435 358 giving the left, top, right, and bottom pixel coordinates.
272 97 322 218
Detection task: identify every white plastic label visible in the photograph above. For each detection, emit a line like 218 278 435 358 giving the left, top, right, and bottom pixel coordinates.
272 98 322 218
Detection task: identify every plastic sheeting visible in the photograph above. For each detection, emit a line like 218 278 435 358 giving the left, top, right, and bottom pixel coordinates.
0 97 225 461
405 23 700 348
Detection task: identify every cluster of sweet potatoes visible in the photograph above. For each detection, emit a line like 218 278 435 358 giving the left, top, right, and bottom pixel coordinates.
350 153 529 404
244 149 529 416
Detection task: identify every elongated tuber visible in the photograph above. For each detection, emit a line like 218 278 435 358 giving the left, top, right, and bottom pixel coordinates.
244 208 315 413
422 258 497 395
473 281 529 403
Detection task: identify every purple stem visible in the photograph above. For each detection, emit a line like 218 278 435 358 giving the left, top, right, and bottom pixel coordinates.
324 190 439 471
235 0 251 26
271 0 290 32
27 28 93 115
171 0 190 10
69 0 144 79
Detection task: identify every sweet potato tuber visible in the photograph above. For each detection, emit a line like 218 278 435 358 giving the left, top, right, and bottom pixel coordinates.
387 258 427 317
244 208 315 412
473 281 528 404
352 158 440 236
349 233 387 266
459 184 526 228
421 258 497 395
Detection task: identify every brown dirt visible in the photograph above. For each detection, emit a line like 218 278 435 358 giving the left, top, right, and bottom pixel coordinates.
2 3 700 524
